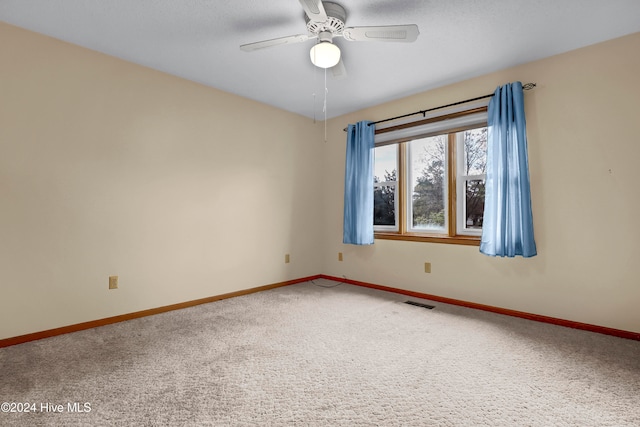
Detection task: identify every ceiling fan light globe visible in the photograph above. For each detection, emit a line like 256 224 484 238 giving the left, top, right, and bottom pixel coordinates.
310 42 341 68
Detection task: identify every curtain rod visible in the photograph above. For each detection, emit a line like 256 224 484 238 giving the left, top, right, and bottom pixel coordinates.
343 82 536 132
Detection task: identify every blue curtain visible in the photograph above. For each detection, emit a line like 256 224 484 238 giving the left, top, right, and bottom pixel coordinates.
343 121 375 245
480 82 537 257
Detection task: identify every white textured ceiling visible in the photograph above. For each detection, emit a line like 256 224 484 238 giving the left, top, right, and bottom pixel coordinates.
2 0 640 119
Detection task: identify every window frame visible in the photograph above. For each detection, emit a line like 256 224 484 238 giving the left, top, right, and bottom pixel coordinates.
372 106 488 246
373 144 400 232
405 134 450 234
455 129 487 237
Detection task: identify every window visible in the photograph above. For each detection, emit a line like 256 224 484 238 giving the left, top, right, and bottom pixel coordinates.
373 107 487 245
373 144 398 231
456 128 487 235
407 134 448 233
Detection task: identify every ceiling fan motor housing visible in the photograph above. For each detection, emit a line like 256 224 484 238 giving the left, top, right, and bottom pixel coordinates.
305 2 346 35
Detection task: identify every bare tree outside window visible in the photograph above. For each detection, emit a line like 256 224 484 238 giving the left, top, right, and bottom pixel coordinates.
410 135 447 230
461 128 487 229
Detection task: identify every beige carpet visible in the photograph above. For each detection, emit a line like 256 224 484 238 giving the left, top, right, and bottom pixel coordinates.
1 279 639 426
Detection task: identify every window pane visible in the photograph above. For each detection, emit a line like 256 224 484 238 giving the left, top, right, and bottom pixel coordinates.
374 185 396 226
463 128 487 176
374 145 397 184
409 135 447 231
465 179 485 229
457 127 487 235
374 145 398 229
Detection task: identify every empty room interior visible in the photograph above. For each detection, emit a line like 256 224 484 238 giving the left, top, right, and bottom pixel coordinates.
1 1 639 425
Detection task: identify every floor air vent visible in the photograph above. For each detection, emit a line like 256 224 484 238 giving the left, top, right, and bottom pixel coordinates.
404 301 435 309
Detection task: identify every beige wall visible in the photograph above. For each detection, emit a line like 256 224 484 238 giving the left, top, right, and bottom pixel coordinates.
322 32 640 334
0 23 324 339
2 21 639 340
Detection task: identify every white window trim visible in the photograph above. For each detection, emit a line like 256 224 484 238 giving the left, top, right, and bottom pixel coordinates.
405 138 449 234
456 132 486 236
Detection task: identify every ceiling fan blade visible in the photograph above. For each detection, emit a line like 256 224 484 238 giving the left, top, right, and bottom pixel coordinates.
331 58 347 80
298 0 328 23
240 34 311 52
342 24 419 42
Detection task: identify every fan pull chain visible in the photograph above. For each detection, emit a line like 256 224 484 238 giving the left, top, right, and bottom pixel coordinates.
312 55 318 124
323 67 328 142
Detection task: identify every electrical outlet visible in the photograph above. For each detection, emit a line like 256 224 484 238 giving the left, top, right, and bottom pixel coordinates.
424 262 431 274
109 276 118 289
285 254 290 264
338 252 343 261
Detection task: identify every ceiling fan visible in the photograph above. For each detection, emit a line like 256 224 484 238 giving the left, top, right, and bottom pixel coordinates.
240 0 419 77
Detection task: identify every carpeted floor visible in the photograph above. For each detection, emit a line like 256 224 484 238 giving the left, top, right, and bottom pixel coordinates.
1 279 639 426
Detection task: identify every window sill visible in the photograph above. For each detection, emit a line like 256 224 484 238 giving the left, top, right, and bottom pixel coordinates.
374 232 480 246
